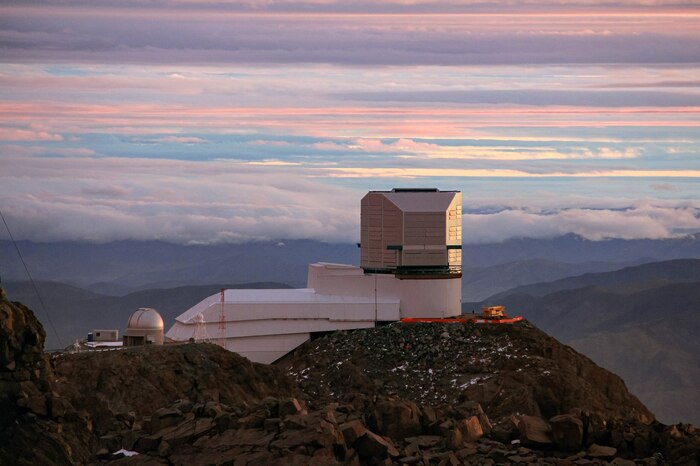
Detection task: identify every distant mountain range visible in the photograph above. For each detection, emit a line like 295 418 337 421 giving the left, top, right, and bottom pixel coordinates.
2 281 290 351
0 239 358 292
3 234 700 306
487 258 700 301
465 259 700 426
2 236 700 425
461 258 651 301
2 234 700 294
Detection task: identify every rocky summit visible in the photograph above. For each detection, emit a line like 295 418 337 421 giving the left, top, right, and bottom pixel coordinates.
282 322 652 424
1 290 699 466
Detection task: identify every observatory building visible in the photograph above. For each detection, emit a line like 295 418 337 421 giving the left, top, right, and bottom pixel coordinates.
124 308 164 346
361 188 462 276
166 189 462 363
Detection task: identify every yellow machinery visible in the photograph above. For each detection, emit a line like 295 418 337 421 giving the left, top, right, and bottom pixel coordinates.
481 306 505 318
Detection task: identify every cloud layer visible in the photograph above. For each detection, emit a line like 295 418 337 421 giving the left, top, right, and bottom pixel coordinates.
1 2 699 244
2 155 699 244
2 5 700 65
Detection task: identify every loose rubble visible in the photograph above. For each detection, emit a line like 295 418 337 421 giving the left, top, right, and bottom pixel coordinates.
282 322 652 424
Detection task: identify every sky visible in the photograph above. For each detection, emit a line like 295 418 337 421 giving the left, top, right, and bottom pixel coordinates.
1 0 699 244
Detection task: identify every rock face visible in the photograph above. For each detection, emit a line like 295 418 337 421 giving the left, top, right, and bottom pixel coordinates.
0 293 93 465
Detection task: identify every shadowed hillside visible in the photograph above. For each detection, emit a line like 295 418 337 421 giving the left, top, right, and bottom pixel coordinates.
489 258 700 300
461 258 645 301
473 261 700 425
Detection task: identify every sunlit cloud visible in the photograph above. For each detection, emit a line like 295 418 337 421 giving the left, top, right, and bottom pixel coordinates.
241 159 301 166
313 138 642 160
2 2 700 243
462 203 700 243
2 154 699 244
0 127 64 142
1 145 99 157
151 136 208 144
318 167 700 179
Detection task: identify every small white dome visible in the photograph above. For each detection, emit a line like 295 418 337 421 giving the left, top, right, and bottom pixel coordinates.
127 308 164 330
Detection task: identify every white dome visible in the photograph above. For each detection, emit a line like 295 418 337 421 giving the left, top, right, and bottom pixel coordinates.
127 308 164 330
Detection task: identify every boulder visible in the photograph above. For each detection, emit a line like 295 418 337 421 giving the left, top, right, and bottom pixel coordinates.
22 394 48 417
172 398 193 414
238 411 267 429
161 417 215 447
340 420 367 446
587 443 617 459
455 401 483 418
459 416 484 442
322 404 337 424
136 433 163 452
443 426 463 449
354 430 398 458
319 419 347 458
398 455 421 465
550 414 583 451
372 399 421 439
203 401 223 418
405 435 442 449
488 449 510 463
518 415 553 446
261 396 280 418
441 452 461 466
420 406 438 427
264 417 281 433
283 414 309 430
152 407 183 431
214 412 233 432
158 440 172 458
279 398 303 417
611 458 636 466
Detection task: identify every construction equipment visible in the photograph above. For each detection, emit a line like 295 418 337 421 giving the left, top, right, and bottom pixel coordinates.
401 305 522 325
480 306 505 319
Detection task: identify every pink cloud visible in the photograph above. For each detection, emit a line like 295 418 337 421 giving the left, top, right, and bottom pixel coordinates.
0 127 63 142
152 136 207 143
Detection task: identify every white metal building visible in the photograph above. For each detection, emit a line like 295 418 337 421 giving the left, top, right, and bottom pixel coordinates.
90 329 119 342
166 189 462 364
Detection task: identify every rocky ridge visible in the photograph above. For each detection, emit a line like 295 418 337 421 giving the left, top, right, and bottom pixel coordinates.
0 289 93 465
1 290 699 465
54 342 294 436
282 322 652 424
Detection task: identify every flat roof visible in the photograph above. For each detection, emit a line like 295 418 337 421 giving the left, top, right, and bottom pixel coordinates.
381 191 459 212
222 288 398 304
177 288 399 323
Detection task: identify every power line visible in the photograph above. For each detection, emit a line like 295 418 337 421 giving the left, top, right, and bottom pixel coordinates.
0 208 64 349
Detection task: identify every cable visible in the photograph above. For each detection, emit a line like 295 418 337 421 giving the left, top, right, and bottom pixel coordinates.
0 208 64 349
